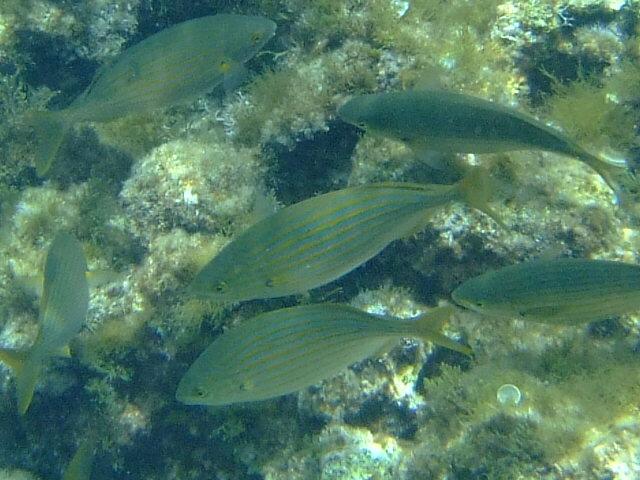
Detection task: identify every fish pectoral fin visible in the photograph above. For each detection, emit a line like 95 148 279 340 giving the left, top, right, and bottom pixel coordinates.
222 63 249 93
0 348 29 374
53 344 72 358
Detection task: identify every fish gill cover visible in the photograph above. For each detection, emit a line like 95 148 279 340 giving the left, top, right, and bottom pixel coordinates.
0 1 639 479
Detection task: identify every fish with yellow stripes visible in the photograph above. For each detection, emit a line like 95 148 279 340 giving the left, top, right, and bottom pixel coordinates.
176 303 470 406
189 168 503 303
452 258 640 324
0 232 89 414
22 14 276 175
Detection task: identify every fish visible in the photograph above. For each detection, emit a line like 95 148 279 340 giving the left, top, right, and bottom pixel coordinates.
0 232 89 414
176 303 470 406
22 14 277 175
338 89 634 201
451 257 640 324
189 168 504 303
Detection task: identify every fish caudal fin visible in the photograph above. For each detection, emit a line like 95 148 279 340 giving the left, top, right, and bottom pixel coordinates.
412 306 472 356
457 167 508 229
21 110 69 176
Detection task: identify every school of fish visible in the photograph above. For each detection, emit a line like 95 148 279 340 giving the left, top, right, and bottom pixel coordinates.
2 12 639 468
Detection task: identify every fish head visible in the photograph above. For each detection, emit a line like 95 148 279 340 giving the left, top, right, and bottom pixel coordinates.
451 274 506 316
215 15 276 65
175 371 210 405
337 94 379 130
176 352 243 406
188 248 268 302
337 93 409 141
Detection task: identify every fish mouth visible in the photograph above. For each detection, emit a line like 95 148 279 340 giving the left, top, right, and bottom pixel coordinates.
450 292 477 312
175 381 196 405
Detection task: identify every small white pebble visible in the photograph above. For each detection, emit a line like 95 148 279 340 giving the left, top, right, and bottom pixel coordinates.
497 383 522 406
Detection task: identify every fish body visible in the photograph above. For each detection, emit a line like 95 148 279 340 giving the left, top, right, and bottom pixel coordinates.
176 303 469 406
0 232 89 413
338 90 629 197
189 171 499 302
451 258 640 324
24 14 276 174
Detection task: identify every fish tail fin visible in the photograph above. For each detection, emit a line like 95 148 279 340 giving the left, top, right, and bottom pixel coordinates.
412 306 472 356
15 357 42 415
457 167 508 229
21 110 70 176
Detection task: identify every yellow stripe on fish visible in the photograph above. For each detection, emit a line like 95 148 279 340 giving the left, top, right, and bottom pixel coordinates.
189 168 503 303
176 303 470 406
0 232 88 414
452 258 640 324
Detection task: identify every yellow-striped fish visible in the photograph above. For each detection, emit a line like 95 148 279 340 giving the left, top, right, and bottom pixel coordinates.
189 168 503 302
338 90 634 201
452 258 640 324
176 303 470 406
23 14 276 175
0 232 89 414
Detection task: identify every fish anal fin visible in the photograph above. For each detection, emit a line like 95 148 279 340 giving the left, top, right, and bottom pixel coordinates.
457 167 508 229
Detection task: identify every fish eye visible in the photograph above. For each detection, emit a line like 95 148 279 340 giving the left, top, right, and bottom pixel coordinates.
251 31 264 45
193 387 206 398
219 59 232 73
214 281 228 293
